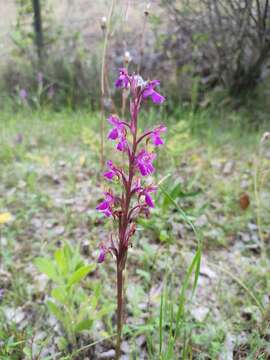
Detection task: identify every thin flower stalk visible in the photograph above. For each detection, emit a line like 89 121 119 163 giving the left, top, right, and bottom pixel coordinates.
100 0 116 168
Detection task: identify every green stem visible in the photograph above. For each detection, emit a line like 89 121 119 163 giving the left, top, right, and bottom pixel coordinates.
254 144 265 257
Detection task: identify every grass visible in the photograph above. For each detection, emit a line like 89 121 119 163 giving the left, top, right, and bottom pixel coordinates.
0 108 270 359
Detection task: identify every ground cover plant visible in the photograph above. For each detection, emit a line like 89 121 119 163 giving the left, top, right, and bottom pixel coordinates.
0 106 270 359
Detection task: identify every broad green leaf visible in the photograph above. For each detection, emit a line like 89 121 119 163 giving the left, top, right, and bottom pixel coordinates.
56 336 68 351
74 318 93 332
90 294 98 309
67 264 95 287
34 257 58 282
96 303 115 318
159 229 170 242
47 300 63 322
52 287 67 304
63 242 72 262
54 248 68 275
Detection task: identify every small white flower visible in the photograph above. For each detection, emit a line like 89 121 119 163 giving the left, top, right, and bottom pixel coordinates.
124 51 132 63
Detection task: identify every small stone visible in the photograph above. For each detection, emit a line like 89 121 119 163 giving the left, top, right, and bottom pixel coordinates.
207 229 222 241
240 179 249 189
4 307 25 324
248 223 258 231
136 335 146 347
200 262 217 279
238 232 250 243
211 160 222 170
31 218 42 229
121 341 130 353
97 349 116 359
195 214 208 227
59 161 66 167
191 306 209 322
220 333 235 360
223 160 235 175
53 226 65 236
35 273 49 293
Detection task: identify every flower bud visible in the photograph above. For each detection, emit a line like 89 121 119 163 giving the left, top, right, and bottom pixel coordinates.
100 16 107 30
144 3 151 16
124 51 132 64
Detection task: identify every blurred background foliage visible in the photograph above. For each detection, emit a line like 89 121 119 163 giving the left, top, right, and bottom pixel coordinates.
0 0 270 123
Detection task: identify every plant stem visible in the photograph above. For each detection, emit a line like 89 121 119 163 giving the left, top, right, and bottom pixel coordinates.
100 0 115 169
254 143 266 257
116 263 124 359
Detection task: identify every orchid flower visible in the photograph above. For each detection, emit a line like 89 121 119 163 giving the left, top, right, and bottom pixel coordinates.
96 68 166 359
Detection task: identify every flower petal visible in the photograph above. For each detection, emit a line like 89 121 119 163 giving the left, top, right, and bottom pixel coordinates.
108 127 119 140
98 249 106 263
151 91 165 104
145 193 155 208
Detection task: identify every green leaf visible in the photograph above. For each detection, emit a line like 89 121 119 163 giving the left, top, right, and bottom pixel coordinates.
54 248 68 275
56 336 68 351
159 229 170 242
162 181 200 211
96 303 115 318
47 300 63 322
34 257 58 282
67 264 96 287
74 318 93 332
136 269 151 282
51 287 67 304
23 347 31 358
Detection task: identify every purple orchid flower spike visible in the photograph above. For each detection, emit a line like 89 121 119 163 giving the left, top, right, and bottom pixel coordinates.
142 80 165 104
97 67 166 359
135 149 156 176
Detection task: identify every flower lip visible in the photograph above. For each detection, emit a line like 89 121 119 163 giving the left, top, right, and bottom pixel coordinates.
142 80 165 104
135 149 156 177
103 160 119 181
151 124 167 146
107 115 128 152
143 185 157 208
96 192 115 217
98 248 106 263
